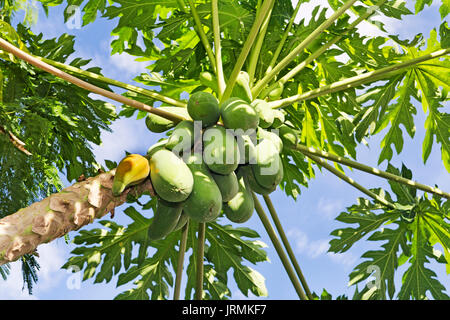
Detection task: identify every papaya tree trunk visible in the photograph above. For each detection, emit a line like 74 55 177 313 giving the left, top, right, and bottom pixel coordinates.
0 170 155 266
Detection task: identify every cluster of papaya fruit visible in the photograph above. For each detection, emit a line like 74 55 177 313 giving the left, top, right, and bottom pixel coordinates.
112 71 299 241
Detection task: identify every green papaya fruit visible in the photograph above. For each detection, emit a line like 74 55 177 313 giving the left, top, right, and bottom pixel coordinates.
187 91 220 127
235 133 257 164
231 71 252 103
165 120 195 155
183 153 222 222
203 125 240 175
271 109 285 128
146 138 168 159
252 99 274 129
220 98 259 131
199 71 219 95
251 139 284 189
149 149 194 202
223 172 254 223
172 211 189 231
257 128 283 154
112 154 150 196
211 171 239 202
147 199 183 240
145 107 191 133
239 165 276 195
278 124 299 150
268 82 284 101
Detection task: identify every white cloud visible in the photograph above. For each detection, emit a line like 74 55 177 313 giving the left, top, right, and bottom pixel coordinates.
326 251 358 269
91 117 159 165
317 197 344 220
287 227 358 269
287 228 328 259
0 242 66 299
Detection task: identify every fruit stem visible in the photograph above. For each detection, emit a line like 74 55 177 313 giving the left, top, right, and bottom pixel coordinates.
212 0 226 98
220 0 275 102
252 0 359 98
269 48 450 109
252 192 308 300
174 219 189 300
263 0 389 98
195 222 206 300
38 56 187 108
304 153 397 208
262 194 314 299
247 0 275 86
186 0 217 74
291 144 450 199
0 38 187 123
265 0 302 75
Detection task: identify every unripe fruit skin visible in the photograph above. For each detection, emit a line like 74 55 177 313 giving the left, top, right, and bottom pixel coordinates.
239 165 276 195
145 107 191 133
183 153 222 222
165 120 195 153
231 71 252 103
236 134 257 164
271 109 285 128
199 71 219 95
187 91 220 127
147 199 183 240
268 82 284 101
146 138 168 158
211 171 239 202
278 124 299 150
112 154 150 196
203 125 240 175
220 98 259 131
251 139 284 189
149 149 194 203
172 211 189 231
257 128 283 154
223 173 254 223
252 99 274 129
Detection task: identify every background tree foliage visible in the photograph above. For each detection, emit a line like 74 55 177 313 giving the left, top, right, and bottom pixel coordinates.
0 0 449 299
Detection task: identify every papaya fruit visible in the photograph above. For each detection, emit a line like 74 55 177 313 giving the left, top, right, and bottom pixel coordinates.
147 199 183 240
199 71 219 95
239 165 276 195
220 98 259 131
231 71 252 103
211 171 239 202
235 133 257 164
223 172 254 223
278 124 299 150
145 107 191 133
257 128 283 154
112 154 150 196
251 139 284 189
252 99 274 129
149 149 194 202
271 109 285 128
172 211 189 231
187 91 220 127
183 153 222 222
165 120 195 155
146 138 168 158
203 125 240 175
268 82 284 101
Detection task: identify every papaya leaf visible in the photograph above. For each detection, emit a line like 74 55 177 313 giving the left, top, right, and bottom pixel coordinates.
62 206 153 284
328 195 394 254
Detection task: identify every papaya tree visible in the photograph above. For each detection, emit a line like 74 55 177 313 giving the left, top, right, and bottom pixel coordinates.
0 0 449 300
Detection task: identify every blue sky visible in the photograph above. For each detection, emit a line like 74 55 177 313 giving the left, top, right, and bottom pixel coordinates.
0 0 449 300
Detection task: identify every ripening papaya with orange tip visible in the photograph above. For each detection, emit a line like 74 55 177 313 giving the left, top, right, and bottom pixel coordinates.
112 154 150 196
